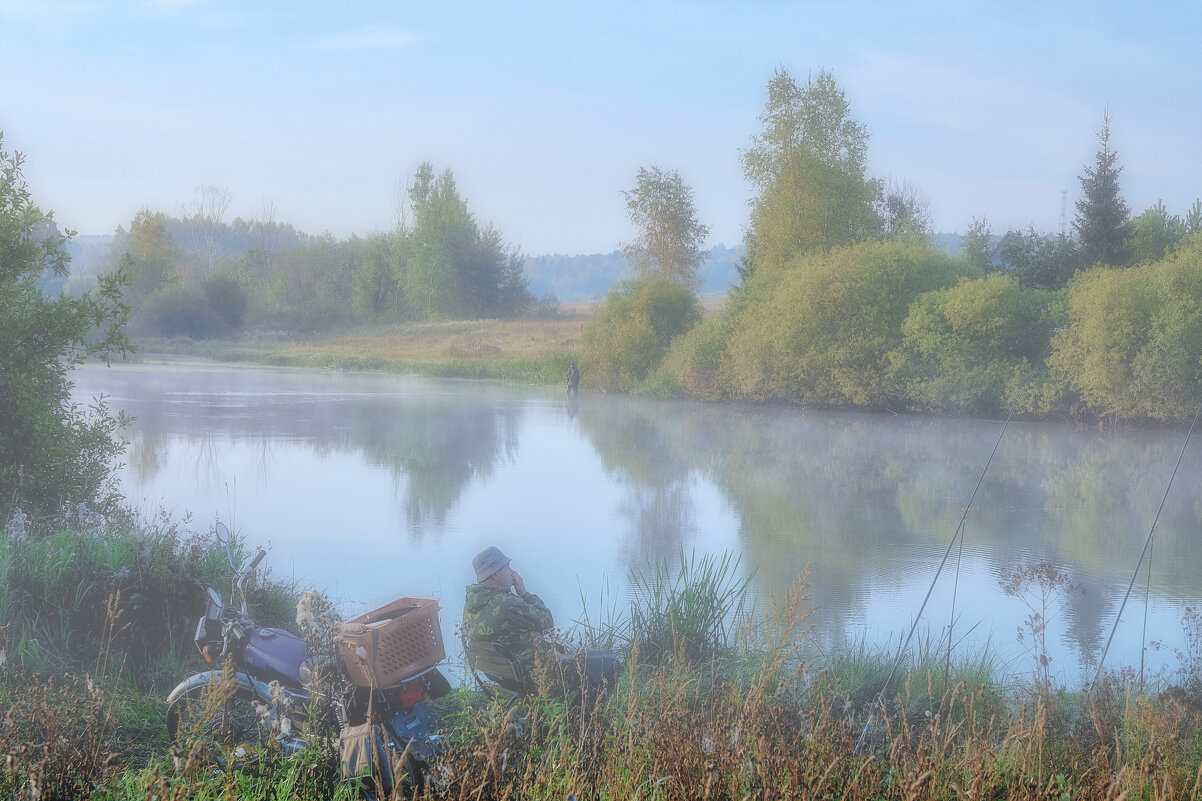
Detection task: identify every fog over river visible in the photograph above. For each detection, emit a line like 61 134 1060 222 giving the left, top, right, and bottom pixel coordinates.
71 362 1202 686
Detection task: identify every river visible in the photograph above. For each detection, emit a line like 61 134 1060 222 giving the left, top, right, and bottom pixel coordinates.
70 361 1202 686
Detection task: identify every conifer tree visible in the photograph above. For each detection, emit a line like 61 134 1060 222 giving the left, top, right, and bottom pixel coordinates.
1073 112 1130 267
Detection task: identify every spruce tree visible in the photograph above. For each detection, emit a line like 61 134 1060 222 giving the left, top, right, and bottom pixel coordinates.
1073 112 1130 267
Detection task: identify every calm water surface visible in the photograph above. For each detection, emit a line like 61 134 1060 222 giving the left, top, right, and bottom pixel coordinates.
71 362 1202 685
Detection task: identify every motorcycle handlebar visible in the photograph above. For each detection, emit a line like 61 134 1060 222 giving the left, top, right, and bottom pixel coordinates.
248 548 266 572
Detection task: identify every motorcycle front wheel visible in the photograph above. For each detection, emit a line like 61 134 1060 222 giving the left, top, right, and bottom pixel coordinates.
167 683 269 768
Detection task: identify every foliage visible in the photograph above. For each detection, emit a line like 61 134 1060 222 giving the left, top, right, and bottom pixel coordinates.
0 134 132 519
258 236 357 330
876 177 933 240
959 216 993 273
1127 199 1187 265
203 271 247 330
739 67 881 279
1188 199 1202 236
121 208 177 304
890 273 1060 413
620 165 711 291
351 232 400 321
1048 234 1202 421
1074 111 1130 268
993 227 1080 289
716 239 967 406
133 284 230 339
402 163 532 320
650 305 741 399
580 277 700 392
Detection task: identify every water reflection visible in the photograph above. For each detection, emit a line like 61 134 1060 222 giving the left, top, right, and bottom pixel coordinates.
72 363 1202 684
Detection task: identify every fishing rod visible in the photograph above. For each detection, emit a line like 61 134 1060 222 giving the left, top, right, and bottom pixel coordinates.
854 413 1012 754
1089 398 1202 692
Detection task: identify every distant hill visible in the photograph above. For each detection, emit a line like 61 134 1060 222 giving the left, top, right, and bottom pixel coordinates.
524 244 744 301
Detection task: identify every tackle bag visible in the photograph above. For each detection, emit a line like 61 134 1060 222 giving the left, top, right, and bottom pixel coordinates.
338 721 401 794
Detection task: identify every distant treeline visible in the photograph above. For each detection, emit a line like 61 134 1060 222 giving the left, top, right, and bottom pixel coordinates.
524 245 744 301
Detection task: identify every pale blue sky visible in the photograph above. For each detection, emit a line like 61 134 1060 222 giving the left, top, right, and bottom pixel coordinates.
2 0 1199 255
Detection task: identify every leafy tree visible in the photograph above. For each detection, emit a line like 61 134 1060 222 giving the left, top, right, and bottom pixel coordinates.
1126 200 1186 264
479 225 532 318
353 232 402 321
402 163 531 320
739 68 881 278
262 236 356 330
995 227 1079 289
0 135 131 518
877 177 933 240
123 208 177 304
1074 112 1130 267
581 277 700 392
960 217 993 273
620 165 711 291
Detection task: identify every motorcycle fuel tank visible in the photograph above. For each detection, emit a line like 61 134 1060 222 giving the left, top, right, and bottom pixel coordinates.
243 627 310 686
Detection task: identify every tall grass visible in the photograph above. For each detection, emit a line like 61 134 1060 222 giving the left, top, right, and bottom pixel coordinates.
0 509 298 685
617 549 754 667
7 536 1202 799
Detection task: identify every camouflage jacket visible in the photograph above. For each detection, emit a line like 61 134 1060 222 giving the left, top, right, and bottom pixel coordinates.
462 583 555 676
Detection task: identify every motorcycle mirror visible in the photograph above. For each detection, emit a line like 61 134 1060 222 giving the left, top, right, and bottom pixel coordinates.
215 521 230 545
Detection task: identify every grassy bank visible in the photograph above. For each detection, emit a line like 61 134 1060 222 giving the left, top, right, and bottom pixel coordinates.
4 521 1202 799
131 317 593 386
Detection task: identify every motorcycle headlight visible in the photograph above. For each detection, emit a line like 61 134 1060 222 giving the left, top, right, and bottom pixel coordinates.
298 654 337 692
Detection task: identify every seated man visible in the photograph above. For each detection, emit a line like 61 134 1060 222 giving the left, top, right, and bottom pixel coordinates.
462 546 556 691
463 546 623 699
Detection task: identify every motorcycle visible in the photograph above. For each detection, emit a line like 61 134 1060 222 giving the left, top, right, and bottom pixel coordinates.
166 522 450 792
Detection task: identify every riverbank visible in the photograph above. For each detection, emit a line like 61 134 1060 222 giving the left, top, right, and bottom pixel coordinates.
126 297 735 390
130 316 590 387
4 516 1202 799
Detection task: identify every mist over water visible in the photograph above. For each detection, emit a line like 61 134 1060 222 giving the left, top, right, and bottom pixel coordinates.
72 362 1202 686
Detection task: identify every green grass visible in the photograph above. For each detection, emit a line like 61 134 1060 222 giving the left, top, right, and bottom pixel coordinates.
7 526 1202 800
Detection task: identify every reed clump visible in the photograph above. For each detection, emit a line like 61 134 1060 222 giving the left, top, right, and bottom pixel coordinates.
0 509 298 684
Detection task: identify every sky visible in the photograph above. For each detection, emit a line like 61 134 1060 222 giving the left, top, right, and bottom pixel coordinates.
2 0 1200 256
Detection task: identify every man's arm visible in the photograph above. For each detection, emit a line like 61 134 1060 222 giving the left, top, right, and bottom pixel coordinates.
507 570 555 631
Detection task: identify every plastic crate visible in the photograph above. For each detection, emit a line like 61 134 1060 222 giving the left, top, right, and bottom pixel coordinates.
338 596 445 688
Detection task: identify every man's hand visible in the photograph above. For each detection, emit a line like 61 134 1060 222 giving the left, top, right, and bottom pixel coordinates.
511 569 528 596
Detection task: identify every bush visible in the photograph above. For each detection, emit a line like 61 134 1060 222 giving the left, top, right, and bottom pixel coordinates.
204 271 248 331
889 273 1061 413
716 239 967 406
652 297 744 399
580 277 700 392
134 284 230 339
1048 234 1202 421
